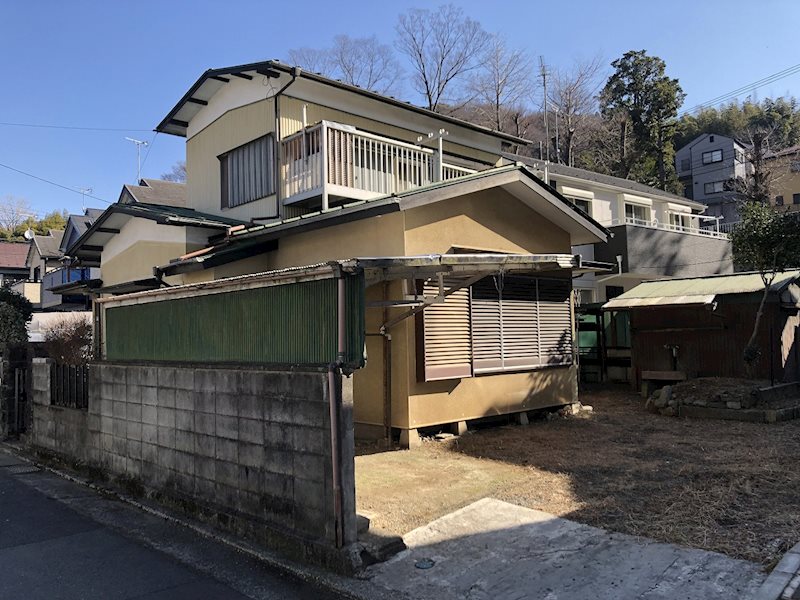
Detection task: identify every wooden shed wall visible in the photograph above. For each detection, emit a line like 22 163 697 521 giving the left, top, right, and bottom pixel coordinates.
629 299 800 387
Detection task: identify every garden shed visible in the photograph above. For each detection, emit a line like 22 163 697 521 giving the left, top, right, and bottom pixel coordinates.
603 270 800 389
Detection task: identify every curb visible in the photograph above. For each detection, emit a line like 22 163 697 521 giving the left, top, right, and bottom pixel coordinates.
753 542 800 600
0 442 403 600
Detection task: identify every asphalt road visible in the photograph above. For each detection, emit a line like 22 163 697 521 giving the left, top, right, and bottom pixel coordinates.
0 449 345 600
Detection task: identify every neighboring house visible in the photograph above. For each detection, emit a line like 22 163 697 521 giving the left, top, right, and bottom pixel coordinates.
65 179 243 294
84 60 617 447
59 208 104 254
0 242 31 287
766 145 800 213
604 271 800 388
675 133 750 223
508 159 733 305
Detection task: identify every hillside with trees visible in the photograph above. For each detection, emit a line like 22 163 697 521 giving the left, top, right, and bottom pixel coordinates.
283 4 800 194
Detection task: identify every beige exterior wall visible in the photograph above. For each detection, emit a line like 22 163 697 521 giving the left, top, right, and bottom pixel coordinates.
100 218 205 287
185 98 278 222
770 155 800 214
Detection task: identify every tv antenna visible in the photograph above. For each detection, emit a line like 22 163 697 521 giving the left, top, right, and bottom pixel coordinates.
125 137 149 182
77 187 93 212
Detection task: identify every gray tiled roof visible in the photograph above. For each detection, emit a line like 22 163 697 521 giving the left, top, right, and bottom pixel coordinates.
33 230 64 258
122 179 187 207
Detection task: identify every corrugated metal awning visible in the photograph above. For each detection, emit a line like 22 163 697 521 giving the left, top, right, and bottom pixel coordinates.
604 294 717 309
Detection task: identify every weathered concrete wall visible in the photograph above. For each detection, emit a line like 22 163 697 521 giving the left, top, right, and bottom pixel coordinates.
28 359 357 571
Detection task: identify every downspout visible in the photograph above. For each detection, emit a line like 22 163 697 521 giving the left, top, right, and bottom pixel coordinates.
328 264 346 548
251 66 302 223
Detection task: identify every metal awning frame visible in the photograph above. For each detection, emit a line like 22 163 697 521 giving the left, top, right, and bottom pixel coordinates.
343 253 614 333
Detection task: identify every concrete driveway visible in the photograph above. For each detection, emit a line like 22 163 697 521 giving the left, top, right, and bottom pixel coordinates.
367 498 765 600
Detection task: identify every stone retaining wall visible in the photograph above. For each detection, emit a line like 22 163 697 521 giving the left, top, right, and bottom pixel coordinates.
28 359 357 571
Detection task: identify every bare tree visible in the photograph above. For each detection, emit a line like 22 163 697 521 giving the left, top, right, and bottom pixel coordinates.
331 35 403 95
287 46 334 76
548 57 604 166
161 160 186 183
288 35 403 96
395 4 491 112
0 195 35 233
468 35 534 133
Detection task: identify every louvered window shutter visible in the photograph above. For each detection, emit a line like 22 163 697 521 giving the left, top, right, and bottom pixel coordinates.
471 277 503 373
537 278 573 366
500 277 541 369
421 280 473 381
220 134 276 208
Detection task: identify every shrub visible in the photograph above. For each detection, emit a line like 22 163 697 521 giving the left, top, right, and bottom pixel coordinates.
42 315 93 365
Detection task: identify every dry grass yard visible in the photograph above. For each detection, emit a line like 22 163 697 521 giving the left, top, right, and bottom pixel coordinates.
355 385 800 568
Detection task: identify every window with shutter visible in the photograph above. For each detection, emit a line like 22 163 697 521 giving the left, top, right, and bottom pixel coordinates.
420 279 473 381
421 275 573 381
220 134 276 208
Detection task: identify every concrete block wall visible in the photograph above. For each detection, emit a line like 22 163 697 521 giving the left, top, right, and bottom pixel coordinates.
29 359 357 570
30 359 92 459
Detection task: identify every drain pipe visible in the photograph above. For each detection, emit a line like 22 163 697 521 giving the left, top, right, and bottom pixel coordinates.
328 265 347 548
252 66 301 222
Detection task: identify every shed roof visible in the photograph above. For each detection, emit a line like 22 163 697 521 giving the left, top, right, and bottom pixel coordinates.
603 270 800 309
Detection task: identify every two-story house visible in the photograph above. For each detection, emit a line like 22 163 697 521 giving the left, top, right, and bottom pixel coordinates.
675 133 750 223
767 145 800 213
70 60 620 447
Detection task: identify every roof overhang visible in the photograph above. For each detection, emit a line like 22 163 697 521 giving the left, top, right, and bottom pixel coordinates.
155 60 529 146
603 294 717 309
67 202 244 264
48 278 103 296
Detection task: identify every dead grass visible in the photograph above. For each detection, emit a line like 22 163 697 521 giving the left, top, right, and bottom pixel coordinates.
355 385 800 568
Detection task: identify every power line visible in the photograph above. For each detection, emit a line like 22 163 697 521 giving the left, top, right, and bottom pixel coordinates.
0 161 112 205
682 63 800 116
0 121 152 133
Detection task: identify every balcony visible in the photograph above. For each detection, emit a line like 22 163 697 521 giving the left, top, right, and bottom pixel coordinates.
42 267 97 310
594 221 733 278
280 121 477 208
603 217 728 239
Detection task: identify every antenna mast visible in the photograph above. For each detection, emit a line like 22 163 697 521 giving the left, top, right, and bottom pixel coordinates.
539 56 549 162
125 137 149 182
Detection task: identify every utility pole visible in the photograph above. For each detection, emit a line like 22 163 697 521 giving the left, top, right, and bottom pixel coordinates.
539 56 549 162
125 137 149 183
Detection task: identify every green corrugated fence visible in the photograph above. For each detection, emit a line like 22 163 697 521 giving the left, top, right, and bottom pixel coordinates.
104 274 365 368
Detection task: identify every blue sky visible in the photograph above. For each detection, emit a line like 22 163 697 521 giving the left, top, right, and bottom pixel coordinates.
2 0 800 217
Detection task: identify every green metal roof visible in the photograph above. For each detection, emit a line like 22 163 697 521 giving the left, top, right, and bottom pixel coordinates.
604 270 800 309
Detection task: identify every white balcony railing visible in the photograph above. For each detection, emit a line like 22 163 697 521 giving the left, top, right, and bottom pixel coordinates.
281 121 477 208
603 217 729 239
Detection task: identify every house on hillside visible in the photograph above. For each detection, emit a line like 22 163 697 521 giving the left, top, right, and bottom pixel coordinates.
56 60 622 446
603 271 800 389
675 133 749 222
